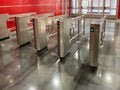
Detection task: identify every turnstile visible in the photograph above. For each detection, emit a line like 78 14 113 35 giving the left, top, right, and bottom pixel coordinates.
0 14 10 40
89 22 100 67
15 16 31 46
32 14 68 52
33 17 47 51
89 16 106 67
58 19 72 58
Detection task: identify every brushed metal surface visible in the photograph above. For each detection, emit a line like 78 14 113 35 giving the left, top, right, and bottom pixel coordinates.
15 16 31 46
0 14 10 40
33 17 47 51
89 24 100 67
58 19 72 58
89 16 106 67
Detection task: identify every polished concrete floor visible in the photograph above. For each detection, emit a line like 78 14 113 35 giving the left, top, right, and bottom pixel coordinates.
0 20 120 90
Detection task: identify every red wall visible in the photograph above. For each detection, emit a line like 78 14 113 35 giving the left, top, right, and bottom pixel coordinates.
0 0 70 31
118 0 120 19
0 0 70 15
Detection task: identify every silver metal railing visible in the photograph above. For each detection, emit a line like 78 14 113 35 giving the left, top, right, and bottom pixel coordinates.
46 14 68 37
57 15 86 58
69 15 86 43
32 14 68 51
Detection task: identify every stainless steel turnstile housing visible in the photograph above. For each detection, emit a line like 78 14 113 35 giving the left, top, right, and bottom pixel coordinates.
0 14 10 40
89 15 106 67
33 17 47 51
15 16 31 46
58 18 72 58
89 21 101 67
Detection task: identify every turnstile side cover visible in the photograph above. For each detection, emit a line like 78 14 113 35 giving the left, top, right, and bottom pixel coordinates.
33 18 47 51
58 19 72 57
15 16 31 45
89 24 100 67
0 14 10 39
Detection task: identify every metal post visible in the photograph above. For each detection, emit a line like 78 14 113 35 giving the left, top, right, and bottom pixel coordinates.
98 0 100 14
73 25 75 36
48 25 51 35
103 19 106 39
79 0 82 14
0 45 3 67
78 20 80 41
103 0 105 15
83 16 86 35
52 20 55 33
70 28 72 38
91 0 93 14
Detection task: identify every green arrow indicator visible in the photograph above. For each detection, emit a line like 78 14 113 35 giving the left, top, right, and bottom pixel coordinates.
57 21 60 30
90 27 94 32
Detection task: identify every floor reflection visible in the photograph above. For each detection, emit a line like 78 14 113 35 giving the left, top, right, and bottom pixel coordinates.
0 20 120 90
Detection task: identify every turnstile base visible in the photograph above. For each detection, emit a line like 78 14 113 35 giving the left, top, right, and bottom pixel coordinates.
19 42 30 47
60 52 70 61
79 64 98 74
0 36 10 41
37 47 48 55
88 66 98 72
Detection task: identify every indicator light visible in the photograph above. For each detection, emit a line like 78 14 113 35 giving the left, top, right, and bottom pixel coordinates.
90 27 94 32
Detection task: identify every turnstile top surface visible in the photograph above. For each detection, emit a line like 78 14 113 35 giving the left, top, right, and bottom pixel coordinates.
91 19 102 25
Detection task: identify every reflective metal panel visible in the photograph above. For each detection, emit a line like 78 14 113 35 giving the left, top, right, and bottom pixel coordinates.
89 23 100 67
0 14 10 40
89 15 106 67
33 17 47 51
58 19 72 58
15 16 31 46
